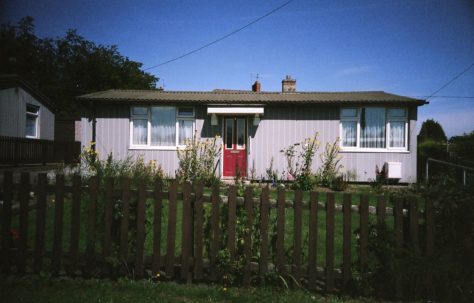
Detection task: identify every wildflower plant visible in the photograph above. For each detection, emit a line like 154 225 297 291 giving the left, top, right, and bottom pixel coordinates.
280 132 320 190
176 133 221 186
318 138 343 187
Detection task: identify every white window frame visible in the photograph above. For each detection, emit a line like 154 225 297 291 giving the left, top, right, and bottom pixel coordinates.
25 104 40 139
339 106 409 153
387 108 409 151
129 106 195 150
340 108 359 149
177 107 195 148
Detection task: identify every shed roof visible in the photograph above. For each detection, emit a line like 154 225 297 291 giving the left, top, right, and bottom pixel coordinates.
77 89 427 106
0 74 57 113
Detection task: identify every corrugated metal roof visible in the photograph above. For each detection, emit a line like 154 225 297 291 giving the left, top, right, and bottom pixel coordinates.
77 89 427 105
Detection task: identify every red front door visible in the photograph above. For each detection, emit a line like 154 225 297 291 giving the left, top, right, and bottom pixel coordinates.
223 117 247 177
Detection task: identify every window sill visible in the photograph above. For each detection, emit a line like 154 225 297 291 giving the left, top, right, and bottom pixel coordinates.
340 148 410 153
129 146 178 151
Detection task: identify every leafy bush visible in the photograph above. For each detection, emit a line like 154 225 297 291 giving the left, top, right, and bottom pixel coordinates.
421 177 474 301
352 177 474 301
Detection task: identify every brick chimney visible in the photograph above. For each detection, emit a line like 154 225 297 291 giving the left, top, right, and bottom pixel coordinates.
282 75 296 92
252 80 261 92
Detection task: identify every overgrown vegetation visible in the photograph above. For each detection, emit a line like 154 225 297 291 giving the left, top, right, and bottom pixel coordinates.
280 133 320 190
351 176 474 302
176 135 221 186
318 139 343 189
277 134 347 191
79 143 165 185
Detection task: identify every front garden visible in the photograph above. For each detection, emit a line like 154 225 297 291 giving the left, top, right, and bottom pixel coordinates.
2 134 473 302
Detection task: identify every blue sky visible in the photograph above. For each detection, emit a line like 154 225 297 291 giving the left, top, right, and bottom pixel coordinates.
2 0 474 137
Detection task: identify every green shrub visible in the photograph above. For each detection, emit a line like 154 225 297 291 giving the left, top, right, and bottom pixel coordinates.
352 177 474 301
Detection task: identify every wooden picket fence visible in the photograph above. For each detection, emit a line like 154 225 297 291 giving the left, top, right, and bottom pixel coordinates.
0 171 434 294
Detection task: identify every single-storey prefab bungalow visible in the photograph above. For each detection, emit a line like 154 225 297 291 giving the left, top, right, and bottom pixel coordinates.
78 77 427 183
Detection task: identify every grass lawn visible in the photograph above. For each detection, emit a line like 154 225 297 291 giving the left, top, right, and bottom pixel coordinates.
0 277 377 303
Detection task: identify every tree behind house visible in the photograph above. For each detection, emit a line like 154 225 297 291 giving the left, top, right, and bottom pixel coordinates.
0 16 158 115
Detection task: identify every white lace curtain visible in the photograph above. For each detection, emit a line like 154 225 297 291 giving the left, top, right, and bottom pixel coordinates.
179 120 193 145
341 121 357 147
390 121 405 147
360 108 385 148
151 107 176 146
133 119 147 145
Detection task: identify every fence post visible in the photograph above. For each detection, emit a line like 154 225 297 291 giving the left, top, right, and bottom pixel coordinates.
1 171 13 274
86 176 98 269
394 198 404 299
342 193 352 288
120 178 130 267
293 190 303 283
180 182 192 282
243 187 253 287
325 193 335 292
69 175 82 274
52 174 65 275
209 184 221 281
151 179 162 276
18 172 30 274
227 185 237 262
103 178 114 261
135 179 146 279
359 195 369 272
425 199 434 294
259 186 270 284
33 173 47 273
165 180 178 279
193 183 204 281
308 191 319 291
409 199 419 250
276 187 286 275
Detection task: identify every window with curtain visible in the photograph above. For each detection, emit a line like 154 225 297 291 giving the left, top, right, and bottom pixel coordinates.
151 106 176 146
131 106 194 147
360 108 386 148
340 108 358 147
340 107 408 150
388 108 407 148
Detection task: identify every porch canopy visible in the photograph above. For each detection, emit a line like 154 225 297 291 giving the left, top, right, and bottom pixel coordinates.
207 106 264 115
207 106 264 125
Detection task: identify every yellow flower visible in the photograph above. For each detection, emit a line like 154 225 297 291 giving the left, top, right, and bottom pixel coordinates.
223 287 227 292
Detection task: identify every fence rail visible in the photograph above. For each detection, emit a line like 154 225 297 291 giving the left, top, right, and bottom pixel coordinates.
0 136 80 165
425 157 474 185
0 172 434 295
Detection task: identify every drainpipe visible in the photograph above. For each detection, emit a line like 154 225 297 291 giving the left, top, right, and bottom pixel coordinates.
91 101 97 151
